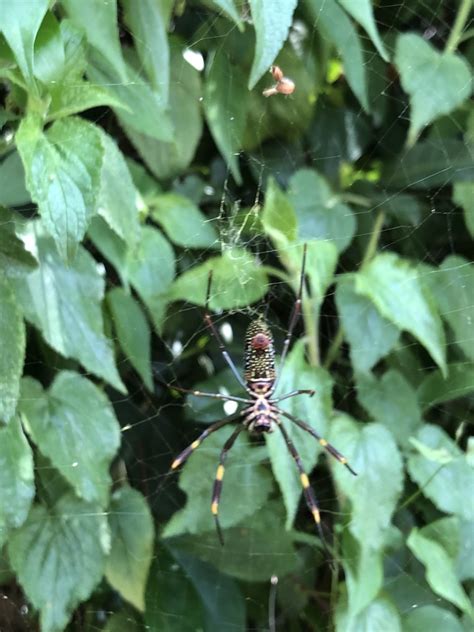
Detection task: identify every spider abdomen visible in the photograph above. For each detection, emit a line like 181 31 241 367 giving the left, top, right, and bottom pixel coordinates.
244 319 276 382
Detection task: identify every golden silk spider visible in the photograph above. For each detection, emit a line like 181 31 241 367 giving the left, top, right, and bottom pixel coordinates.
169 245 356 547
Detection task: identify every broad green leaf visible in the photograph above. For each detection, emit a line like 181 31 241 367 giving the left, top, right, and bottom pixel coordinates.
87 216 128 287
167 503 300 581
426 256 474 362
20 373 121 507
457 519 474 581
336 597 402 632
16 115 103 260
150 193 217 248
356 370 422 447
354 252 446 375
0 417 34 546
105 486 154 611
395 34 472 145
417 363 474 410
8 494 109 632
288 169 355 252
13 230 125 392
305 0 368 110
163 426 273 537
169 248 268 311
60 19 87 81
248 0 297 89
122 0 169 104
0 0 48 89
335 279 399 373
0 208 37 277
62 0 126 80
403 605 463 632
267 341 333 528
0 151 30 206
453 181 474 238
33 11 65 85
407 528 473 618
337 0 388 61
382 138 474 189
48 81 127 120
329 415 404 551
107 288 153 391
97 131 141 249
407 424 474 522
0 277 25 422
204 50 248 183
261 177 297 250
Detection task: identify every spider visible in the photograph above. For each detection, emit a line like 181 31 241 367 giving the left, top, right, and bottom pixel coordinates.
262 65 296 97
169 245 356 547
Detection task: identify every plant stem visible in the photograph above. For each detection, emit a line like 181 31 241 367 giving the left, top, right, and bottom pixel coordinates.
323 211 385 370
445 0 473 53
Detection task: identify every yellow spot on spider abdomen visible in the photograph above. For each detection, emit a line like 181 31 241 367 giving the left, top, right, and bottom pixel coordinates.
191 440 200 450
211 501 219 515
171 459 181 470
340 456 347 464
312 507 321 523
300 473 310 488
216 465 225 481
319 438 328 447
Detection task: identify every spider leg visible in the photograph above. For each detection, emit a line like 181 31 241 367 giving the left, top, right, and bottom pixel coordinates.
204 271 249 393
278 409 357 476
272 389 315 404
210 424 244 546
170 413 240 471
276 420 329 554
168 383 251 405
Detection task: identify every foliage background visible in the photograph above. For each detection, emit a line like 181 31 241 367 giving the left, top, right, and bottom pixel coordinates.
0 0 473 630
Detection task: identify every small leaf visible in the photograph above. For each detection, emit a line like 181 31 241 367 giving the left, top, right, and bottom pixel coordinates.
248 0 298 89
453 181 474 238
170 248 267 311
107 288 153 391
105 486 154 611
8 494 109 632
48 82 127 120
20 373 121 507
261 177 297 250
395 34 472 145
288 169 355 252
12 230 125 392
150 193 217 248
0 277 25 422
354 252 446 375
335 279 399 373
417 363 474 410
407 424 474 522
337 0 388 61
329 415 404 551
356 370 422 447
0 417 34 546
407 528 473 617
403 605 464 632
16 115 104 260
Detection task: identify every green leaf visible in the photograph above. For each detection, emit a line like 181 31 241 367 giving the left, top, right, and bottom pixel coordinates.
407 424 474 522
20 373 121 507
407 528 473 618
335 279 400 373
288 169 356 252
0 0 48 89
248 0 297 89
48 81 127 120
0 151 30 207
0 417 34 546
8 494 109 632
0 277 25 422
403 605 464 632
163 426 273 537
107 288 153 391
354 252 446 375
457 519 474 581
204 50 248 183
267 341 333 528
453 181 474 238
261 177 297 249
150 193 217 249
336 597 402 632
337 0 388 61
356 370 422 447
305 0 368 110
97 131 141 249
210 1 244 29
427 256 474 362
382 139 474 189
33 11 65 85
395 34 472 145
169 248 268 311
0 209 37 276
105 486 154 611
329 415 404 551
13 230 125 392
417 363 474 410
122 0 169 104
16 115 104 260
